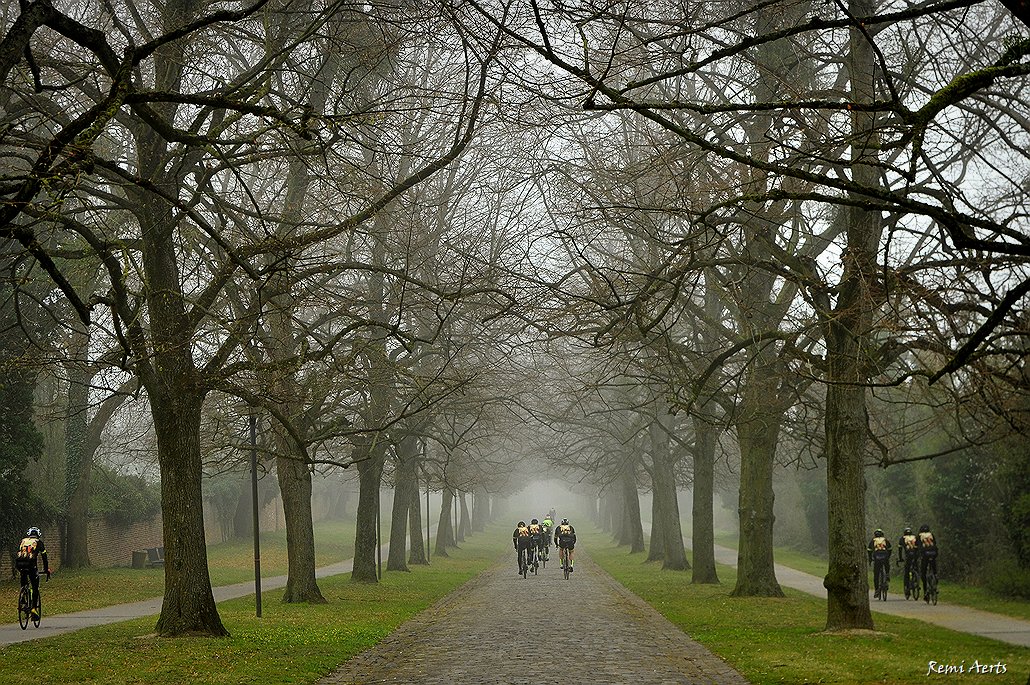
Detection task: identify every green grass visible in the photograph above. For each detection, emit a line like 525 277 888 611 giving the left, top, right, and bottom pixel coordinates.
0 525 504 685
4 520 359 616
714 532 1030 622
591 538 1030 684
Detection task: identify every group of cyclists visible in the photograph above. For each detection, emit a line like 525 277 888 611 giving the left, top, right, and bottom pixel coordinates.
868 524 938 602
512 509 577 577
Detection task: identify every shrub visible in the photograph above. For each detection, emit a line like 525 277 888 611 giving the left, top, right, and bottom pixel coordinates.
90 468 161 526
983 558 1030 600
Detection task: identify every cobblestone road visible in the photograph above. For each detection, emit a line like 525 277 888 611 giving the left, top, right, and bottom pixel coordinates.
319 550 749 685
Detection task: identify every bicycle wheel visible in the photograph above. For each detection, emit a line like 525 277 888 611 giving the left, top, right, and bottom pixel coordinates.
928 572 938 605
878 566 888 600
32 591 40 627
911 570 920 601
17 585 30 630
562 551 570 580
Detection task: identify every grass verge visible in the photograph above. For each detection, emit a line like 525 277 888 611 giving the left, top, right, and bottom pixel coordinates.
591 537 1030 684
0 524 503 685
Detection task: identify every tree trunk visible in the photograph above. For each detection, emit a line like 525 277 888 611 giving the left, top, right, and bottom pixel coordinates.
823 0 882 632
472 486 488 531
691 415 719 583
133 50 226 631
650 416 689 570
407 474 428 565
435 483 455 556
276 449 325 602
458 491 472 540
646 487 664 562
352 439 386 582
152 389 227 636
603 490 618 536
387 435 419 572
727 2 795 599
61 328 91 569
731 384 784 597
618 460 645 553
655 468 688 569
328 486 349 520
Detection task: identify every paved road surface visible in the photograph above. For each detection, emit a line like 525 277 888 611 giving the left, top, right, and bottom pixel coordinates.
318 551 749 685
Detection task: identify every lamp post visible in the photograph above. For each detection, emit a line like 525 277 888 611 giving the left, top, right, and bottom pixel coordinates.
250 409 262 617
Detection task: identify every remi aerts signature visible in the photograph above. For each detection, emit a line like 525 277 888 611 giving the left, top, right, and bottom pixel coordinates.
926 660 1008 676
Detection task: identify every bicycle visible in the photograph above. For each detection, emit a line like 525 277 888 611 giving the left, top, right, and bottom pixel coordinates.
527 545 539 576
17 575 44 630
539 543 548 569
559 547 571 580
518 546 529 579
872 561 889 600
924 564 938 605
898 560 920 601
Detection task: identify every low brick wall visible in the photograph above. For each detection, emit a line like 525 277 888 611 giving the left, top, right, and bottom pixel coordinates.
1 514 164 578
88 516 164 568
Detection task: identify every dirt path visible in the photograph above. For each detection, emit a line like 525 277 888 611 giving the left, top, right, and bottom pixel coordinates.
318 550 749 685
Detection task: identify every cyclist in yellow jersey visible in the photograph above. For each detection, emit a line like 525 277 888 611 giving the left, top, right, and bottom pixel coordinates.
554 518 577 572
513 521 533 575
917 524 939 603
15 527 50 617
867 528 891 599
897 526 920 596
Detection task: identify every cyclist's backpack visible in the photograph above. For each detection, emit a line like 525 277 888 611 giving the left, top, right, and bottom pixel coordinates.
517 525 530 537
15 537 38 570
528 523 541 535
903 534 918 552
919 531 937 556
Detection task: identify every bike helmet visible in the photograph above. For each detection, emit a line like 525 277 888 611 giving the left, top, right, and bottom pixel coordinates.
26 527 40 537
561 518 569 524
903 526 912 535
531 518 538 524
919 524 930 533
873 528 883 537
517 521 525 527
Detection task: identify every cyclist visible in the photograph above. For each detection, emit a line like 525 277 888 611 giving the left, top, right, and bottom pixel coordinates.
540 515 553 561
15 527 50 619
527 519 543 570
554 517 577 572
917 524 939 603
867 527 891 599
897 526 920 597
513 521 533 575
